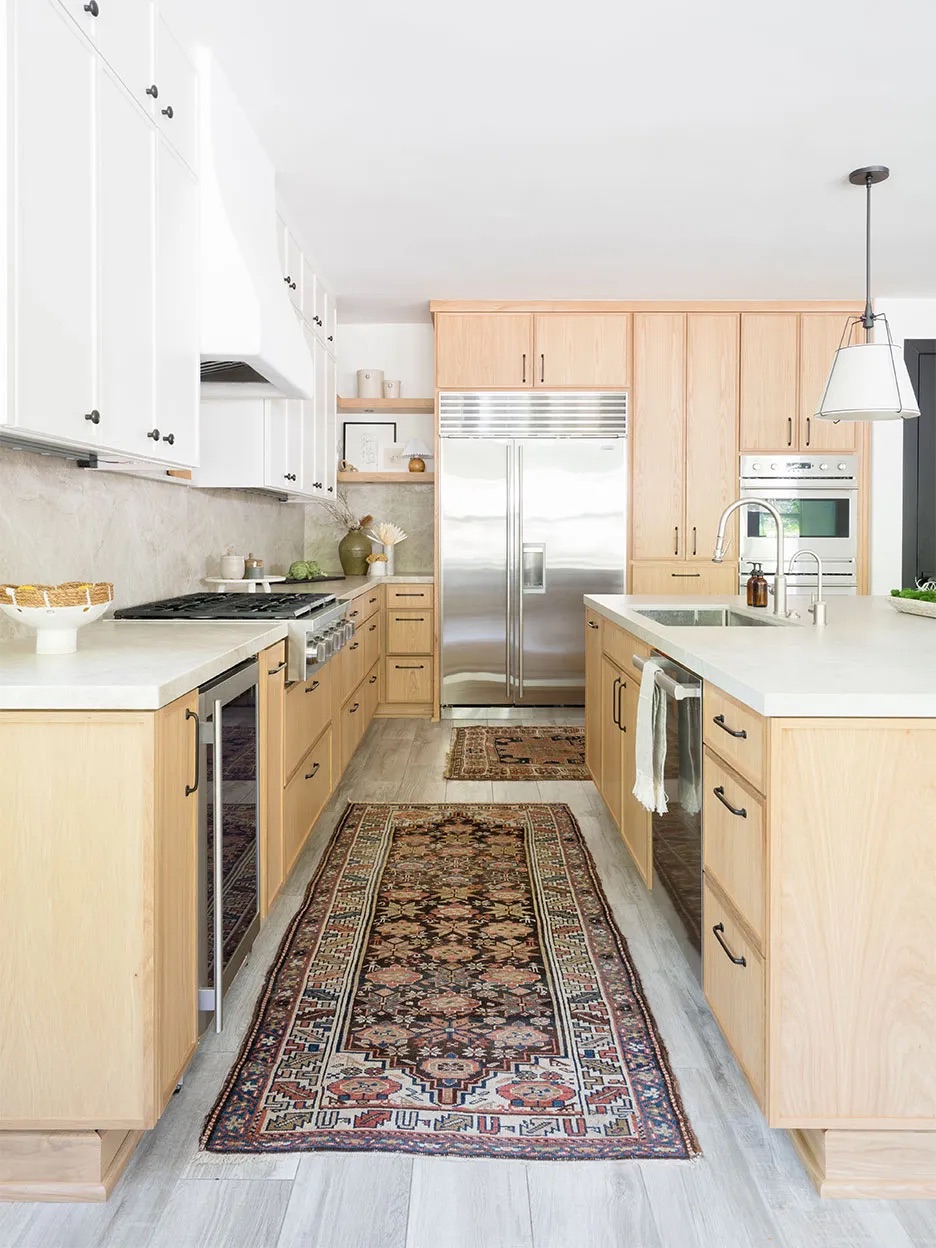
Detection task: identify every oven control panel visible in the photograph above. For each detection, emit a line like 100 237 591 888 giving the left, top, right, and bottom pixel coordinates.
740 454 858 483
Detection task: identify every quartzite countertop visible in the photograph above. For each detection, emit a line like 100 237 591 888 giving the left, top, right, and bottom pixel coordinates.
585 593 936 718
0 576 435 711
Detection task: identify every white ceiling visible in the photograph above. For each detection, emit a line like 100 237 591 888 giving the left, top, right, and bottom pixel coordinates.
166 0 936 322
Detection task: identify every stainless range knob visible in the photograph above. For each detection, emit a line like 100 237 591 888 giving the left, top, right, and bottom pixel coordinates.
314 640 328 664
343 621 355 645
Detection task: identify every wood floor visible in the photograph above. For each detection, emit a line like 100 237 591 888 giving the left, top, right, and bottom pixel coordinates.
4 712 936 1248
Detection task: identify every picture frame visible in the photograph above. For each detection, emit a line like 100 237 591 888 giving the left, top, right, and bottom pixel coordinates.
379 441 406 471
342 422 397 472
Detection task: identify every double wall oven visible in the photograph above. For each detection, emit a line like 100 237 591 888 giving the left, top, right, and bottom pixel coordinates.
739 454 859 595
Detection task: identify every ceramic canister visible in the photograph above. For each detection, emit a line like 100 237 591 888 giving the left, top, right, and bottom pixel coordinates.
382 380 401 398
357 369 384 398
220 553 246 579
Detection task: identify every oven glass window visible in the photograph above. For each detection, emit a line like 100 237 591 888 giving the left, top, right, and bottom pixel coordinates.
747 499 850 540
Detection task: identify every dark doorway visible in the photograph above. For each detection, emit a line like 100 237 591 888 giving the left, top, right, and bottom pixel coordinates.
903 340 936 586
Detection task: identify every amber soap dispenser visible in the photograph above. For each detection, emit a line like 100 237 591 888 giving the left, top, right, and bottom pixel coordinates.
746 563 768 608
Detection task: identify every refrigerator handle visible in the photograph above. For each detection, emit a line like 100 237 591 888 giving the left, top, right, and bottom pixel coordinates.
505 442 512 699
517 444 524 699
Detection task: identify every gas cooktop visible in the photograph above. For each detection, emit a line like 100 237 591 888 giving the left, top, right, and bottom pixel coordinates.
114 592 337 620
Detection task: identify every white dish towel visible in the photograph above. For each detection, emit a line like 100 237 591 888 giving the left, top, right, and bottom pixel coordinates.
632 658 669 814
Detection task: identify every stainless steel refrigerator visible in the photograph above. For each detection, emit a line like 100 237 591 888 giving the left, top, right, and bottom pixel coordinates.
439 391 628 709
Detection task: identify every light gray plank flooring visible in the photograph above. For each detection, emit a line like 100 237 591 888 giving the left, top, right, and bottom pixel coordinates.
2 715 935 1248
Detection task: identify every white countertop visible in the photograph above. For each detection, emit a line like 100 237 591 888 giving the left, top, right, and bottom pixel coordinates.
0 576 435 711
284 574 434 594
585 593 936 718
0 621 288 711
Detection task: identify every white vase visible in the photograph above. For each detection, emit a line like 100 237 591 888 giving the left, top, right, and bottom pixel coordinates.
383 544 395 575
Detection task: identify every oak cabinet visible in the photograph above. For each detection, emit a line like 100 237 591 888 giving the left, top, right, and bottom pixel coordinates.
599 655 625 832
596 646 651 886
740 312 860 453
436 314 533 388
283 727 332 875
532 314 630 387
629 561 739 595
260 642 286 915
384 658 433 705
631 313 740 577
585 610 602 784
386 610 433 655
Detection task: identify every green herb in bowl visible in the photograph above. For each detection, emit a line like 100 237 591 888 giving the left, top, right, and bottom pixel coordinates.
891 588 936 603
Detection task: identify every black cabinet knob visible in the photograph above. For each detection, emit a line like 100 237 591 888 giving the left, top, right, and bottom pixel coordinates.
312 481 322 489
327 335 333 342
327 486 334 493
146 428 160 440
146 84 159 98
284 275 291 285
84 409 100 425
84 1 99 15
284 473 297 482
290 280 297 290
161 105 174 119
162 433 175 446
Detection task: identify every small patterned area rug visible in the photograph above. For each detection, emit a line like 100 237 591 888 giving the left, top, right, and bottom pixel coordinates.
202 802 697 1160
444 725 589 781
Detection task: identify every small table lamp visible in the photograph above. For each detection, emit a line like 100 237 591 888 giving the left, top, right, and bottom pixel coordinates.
403 438 432 472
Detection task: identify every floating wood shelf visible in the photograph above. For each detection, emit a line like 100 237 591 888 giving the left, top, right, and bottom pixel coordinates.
337 397 434 413
337 471 435 485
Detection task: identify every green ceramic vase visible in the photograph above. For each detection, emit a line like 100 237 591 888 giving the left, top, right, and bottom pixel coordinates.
338 527 372 576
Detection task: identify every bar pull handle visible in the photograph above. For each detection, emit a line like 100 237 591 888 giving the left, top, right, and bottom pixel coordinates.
787 417 793 447
805 416 811 446
713 713 747 739
394 664 425 669
521 353 527 384
617 677 626 733
587 620 600 630
305 763 321 780
368 623 377 632
674 526 679 556
712 922 747 967
305 679 321 694
713 785 747 818
692 526 697 556
540 353 545 384
349 702 360 714
267 659 287 675
184 708 199 795
671 573 701 578
611 676 621 727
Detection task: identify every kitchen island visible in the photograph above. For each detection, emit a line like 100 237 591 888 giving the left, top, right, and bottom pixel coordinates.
584 593 936 1200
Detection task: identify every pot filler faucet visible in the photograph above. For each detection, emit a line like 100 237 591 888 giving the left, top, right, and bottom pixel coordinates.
712 498 787 618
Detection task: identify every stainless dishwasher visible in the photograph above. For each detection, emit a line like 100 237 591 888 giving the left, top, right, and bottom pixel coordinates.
634 652 703 981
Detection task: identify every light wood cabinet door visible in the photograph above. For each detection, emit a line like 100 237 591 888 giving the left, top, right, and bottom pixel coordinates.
740 314 798 452
435 314 533 388
585 611 603 784
630 561 739 595
619 675 652 886
631 315 687 559
154 692 199 1114
284 661 332 782
259 643 286 915
686 315 739 560
799 314 860 452
599 655 625 830
533 314 631 387
386 610 433 655
283 728 332 875
703 880 766 1106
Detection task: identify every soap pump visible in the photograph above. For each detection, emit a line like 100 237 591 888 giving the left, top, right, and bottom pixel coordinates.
746 563 768 608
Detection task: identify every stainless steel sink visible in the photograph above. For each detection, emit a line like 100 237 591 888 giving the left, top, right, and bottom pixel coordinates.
631 607 792 628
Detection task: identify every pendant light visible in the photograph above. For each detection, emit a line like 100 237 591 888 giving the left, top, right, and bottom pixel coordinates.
815 166 920 422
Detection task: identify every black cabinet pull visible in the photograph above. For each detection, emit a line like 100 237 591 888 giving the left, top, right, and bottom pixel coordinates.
395 593 424 597
146 84 159 98
674 526 679 555
712 922 747 967
521 353 527 384
348 610 359 618
268 659 287 675
806 416 811 447
84 409 100 424
162 433 175 445
540 353 545 383
305 763 321 780
349 642 359 650
368 624 377 632
161 105 174 119
83 1 99 14
587 620 599 630
611 676 621 727
369 597 378 604
616 677 626 733
397 617 425 622
692 526 697 556
671 573 701 578
349 702 360 714
713 713 747 739
184 708 199 795
787 416 793 447
369 675 377 684
304 679 320 694
394 664 424 670
713 785 747 818
146 428 160 440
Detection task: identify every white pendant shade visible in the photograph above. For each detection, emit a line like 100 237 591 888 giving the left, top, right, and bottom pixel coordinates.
815 342 920 422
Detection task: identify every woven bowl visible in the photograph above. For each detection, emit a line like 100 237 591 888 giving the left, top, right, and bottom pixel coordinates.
890 596 936 620
0 582 114 653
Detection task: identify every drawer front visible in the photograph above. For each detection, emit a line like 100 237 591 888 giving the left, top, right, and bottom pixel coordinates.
346 588 382 627
703 749 766 946
602 621 651 680
283 727 332 873
385 656 433 704
703 880 766 1106
362 661 379 724
703 684 766 792
387 610 433 655
341 629 366 700
283 661 332 781
362 615 381 671
340 686 367 767
386 584 433 609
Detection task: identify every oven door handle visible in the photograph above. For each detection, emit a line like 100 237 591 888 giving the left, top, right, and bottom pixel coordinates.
633 654 701 701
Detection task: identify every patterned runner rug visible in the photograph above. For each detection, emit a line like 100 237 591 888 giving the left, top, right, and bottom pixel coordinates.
202 803 697 1160
444 725 589 780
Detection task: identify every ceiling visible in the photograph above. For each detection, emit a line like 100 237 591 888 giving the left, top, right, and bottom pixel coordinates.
165 0 936 322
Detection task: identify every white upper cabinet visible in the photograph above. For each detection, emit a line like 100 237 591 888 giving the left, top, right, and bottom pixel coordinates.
9 0 98 447
94 0 154 106
97 65 156 459
154 17 196 173
324 349 337 495
154 141 199 465
276 218 302 310
277 206 337 357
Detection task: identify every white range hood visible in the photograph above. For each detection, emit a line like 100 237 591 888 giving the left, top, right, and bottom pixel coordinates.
197 52 314 399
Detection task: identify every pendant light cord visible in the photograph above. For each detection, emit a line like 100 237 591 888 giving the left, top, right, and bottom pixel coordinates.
863 172 874 332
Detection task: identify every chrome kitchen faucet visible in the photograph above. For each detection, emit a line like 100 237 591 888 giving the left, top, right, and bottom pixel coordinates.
713 498 788 617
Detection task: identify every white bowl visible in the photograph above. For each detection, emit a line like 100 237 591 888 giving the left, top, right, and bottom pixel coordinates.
0 600 111 653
